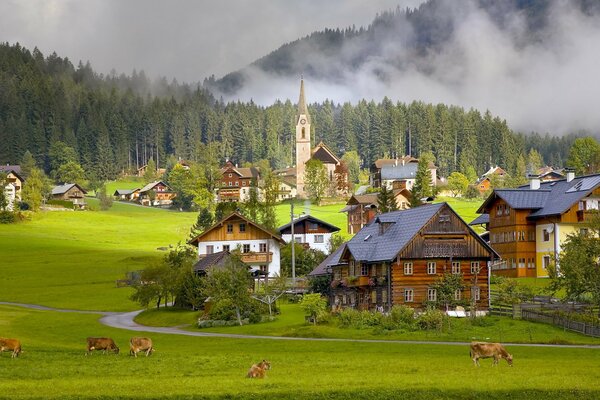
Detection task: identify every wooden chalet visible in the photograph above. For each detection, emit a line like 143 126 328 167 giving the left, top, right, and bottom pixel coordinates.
113 188 140 201
138 181 175 206
315 203 497 312
189 212 285 277
278 215 340 253
474 171 599 278
0 165 24 203
476 166 507 195
51 183 87 208
342 189 412 234
217 161 261 203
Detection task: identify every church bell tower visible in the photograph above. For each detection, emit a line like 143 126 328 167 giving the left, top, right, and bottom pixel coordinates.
295 78 311 198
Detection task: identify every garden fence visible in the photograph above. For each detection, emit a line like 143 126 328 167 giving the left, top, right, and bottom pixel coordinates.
521 309 600 338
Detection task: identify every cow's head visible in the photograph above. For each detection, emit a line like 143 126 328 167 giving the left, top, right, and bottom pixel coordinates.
506 353 513 366
112 345 120 354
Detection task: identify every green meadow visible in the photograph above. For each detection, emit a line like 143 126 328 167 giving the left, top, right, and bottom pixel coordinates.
1 304 600 400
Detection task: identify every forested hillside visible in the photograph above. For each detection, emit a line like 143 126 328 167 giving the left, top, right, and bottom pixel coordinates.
0 42 577 182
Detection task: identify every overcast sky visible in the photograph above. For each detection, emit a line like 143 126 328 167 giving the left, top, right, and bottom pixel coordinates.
0 0 421 82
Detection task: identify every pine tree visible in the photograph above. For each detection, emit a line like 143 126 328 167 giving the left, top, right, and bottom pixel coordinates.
412 152 434 201
243 178 260 222
20 150 36 179
377 185 397 213
189 207 214 240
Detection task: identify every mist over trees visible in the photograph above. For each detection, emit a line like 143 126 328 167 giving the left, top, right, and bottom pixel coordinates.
0 42 585 184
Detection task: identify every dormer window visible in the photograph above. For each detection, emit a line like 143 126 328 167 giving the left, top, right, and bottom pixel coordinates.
379 222 393 235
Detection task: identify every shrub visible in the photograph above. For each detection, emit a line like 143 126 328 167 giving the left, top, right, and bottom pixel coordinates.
417 308 447 331
0 211 16 224
207 299 236 321
388 305 416 326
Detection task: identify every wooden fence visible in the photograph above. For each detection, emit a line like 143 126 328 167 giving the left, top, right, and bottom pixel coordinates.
521 309 600 338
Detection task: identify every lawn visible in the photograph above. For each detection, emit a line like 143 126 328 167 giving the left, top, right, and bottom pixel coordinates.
2 304 600 400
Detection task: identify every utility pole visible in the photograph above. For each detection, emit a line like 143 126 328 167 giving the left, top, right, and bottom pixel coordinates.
290 202 296 290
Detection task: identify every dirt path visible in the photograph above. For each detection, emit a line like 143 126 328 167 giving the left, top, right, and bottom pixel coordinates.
2 301 600 349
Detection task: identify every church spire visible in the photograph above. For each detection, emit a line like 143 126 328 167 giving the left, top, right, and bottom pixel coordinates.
297 77 310 123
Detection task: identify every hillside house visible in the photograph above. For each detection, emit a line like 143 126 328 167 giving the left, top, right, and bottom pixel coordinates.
342 189 412 234
370 157 437 190
138 181 175 206
189 212 285 277
51 183 87 208
474 171 600 278
217 161 261 203
312 203 497 312
0 165 24 203
113 188 140 201
278 215 340 253
476 166 507 195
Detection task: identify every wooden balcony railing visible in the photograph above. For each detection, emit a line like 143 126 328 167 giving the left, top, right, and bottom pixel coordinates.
241 252 272 264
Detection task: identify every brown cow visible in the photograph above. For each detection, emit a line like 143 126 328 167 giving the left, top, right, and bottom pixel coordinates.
0 338 21 358
470 342 513 366
246 360 271 378
86 337 119 355
129 337 154 357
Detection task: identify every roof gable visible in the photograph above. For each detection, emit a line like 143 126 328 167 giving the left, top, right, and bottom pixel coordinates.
189 212 285 245
311 142 340 165
51 183 87 195
277 214 340 234
139 181 170 193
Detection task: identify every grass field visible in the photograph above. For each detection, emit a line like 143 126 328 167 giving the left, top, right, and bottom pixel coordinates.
2 304 600 400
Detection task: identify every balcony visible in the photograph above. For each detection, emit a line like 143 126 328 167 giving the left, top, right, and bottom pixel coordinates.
347 276 370 287
241 252 272 264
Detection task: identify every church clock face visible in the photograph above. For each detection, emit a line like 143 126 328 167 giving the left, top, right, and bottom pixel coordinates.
300 118 306 125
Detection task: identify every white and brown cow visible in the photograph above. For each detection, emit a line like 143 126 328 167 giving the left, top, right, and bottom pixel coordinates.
86 337 119 355
129 337 154 357
0 338 22 358
470 342 513 366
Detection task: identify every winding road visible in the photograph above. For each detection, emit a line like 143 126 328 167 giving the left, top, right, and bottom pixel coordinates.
2 301 599 349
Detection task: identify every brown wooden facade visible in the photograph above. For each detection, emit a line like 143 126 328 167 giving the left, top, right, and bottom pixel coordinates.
331 204 495 311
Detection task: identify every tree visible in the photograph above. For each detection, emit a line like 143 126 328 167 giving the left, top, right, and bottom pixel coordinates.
549 214 600 313
567 137 600 176
144 159 158 182
202 253 253 325
299 293 327 325
377 185 397 213
305 159 328 205
431 273 464 311
20 150 36 179
21 167 48 211
55 161 86 184
412 152 434 202
215 201 238 221
447 172 469 197
342 151 361 184
190 207 214 240
97 184 113 210
328 233 345 254
527 148 544 173
252 273 287 316
280 243 326 277
260 172 279 232
48 141 78 174
243 178 261 222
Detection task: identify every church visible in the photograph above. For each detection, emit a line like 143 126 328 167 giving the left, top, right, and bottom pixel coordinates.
293 79 347 198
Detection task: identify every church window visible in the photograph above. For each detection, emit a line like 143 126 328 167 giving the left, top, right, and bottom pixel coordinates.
301 127 305 139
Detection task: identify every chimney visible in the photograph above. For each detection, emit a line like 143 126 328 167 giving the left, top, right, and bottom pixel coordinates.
394 159 398 167
402 159 405 166
529 174 540 190
565 169 575 182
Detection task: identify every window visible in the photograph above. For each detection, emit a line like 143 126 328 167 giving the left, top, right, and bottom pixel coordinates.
504 206 510 215
349 260 356 276
226 224 233 233
228 182 232 187
235 181 239 186
228 173 232 177
404 289 414 303
470 261 480 274
527 258 535 269
543 229 550 242
427 261 436 275
243 244 250 253
314 235 324 243
206 245 214 255
242 181 246 186
542 255 551 270
427 288 437 302
334 269 341 280
404 262 413 275
301 127 305 139
223 245 230 252
295 236 302 243
259 265 268 272
361 264 368 276
309 222 319 231
454 289 462 301
222 181 226 186
496 205 502 216
518 258 525 268
529 231 535 241
259 243 267 252
472 286 481 301
452 261 461 274
239 223 246 232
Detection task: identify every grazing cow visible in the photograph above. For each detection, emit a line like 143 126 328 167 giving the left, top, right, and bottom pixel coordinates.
470 342 513 366
129 337 154 357
86 337 119 355
0 338 21 358
246 360 271 378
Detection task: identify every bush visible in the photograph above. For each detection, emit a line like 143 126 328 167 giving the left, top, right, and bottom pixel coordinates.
417 308 447 331
0 211 16 224
207 299 236 321
388 305 416 326
465 185 480 199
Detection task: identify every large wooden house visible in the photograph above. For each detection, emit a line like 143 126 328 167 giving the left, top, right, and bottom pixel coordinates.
217 161 261 203
51 183 87 208
278 215 340 253
474 171 600 278
189 212 285 277
0 165 24 210
312 203 497 312
138 181 175 206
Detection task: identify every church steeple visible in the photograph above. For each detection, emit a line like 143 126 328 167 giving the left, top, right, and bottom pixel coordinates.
297 77 310 124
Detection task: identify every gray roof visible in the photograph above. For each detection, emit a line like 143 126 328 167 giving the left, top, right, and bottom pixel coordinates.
51 183 86 195
469 213 489 226
0 165 21 174
139 181 170 194
278 214 340 234
345 203 444 263
479 174 600 219
380 163 418 181
308 244 347 276
114 189 137 196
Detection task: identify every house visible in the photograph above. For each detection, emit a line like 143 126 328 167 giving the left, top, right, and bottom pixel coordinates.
113 188 140 201
217 161 261 203
278 215 340 253
189 212 285 277
138 181 175 206
275 175 297 202
137 164 166 178
538 167 564 182
341 189 412 234
474 170 600 278
51 183 87 208
476 166 507 195
0 165 24 203
312 203 497 312
370 157 437 190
